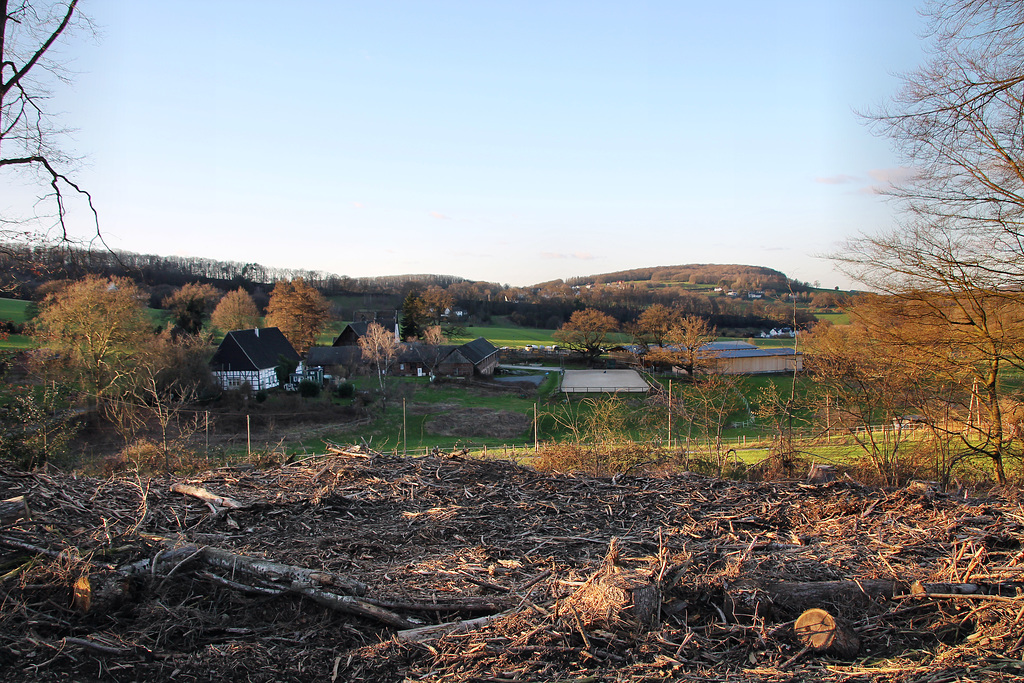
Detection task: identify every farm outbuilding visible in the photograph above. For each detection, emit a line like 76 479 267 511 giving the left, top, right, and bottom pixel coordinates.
305 337 499 380
703 341 802 375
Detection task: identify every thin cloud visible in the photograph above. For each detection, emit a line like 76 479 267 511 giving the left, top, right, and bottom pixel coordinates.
867 167 917 184
866 166 919 192
352 202 364 209
430 211 451 220
815 174 859 185
541 251 595 260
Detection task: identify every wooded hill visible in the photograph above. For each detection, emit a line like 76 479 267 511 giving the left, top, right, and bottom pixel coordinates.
565 264 797 290
0 243 823 331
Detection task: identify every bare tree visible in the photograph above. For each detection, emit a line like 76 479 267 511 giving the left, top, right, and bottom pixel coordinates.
1 1 98 247
834 0 1024 484
803 317 932 484
673 371 744 477
359 321 400 397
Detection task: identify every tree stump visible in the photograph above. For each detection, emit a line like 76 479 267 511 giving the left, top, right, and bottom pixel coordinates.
807 464 837 484
561 539 660 631
794 608 860 658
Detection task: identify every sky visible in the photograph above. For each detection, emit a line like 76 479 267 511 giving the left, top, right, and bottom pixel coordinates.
18 0 930 289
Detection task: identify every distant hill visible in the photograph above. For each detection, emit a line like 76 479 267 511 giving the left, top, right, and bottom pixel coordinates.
561 264 793 290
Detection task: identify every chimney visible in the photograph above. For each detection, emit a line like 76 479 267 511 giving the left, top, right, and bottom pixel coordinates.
255 328 259 337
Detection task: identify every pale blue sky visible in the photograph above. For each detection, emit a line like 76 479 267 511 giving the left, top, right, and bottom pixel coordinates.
40 1 926 288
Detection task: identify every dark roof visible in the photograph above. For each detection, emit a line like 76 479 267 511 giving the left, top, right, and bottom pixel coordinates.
397 343 458 364
306 346 364 366
458 337 498 365
439 349 473 366
348 322 371 337
211 328 300 372
333 320 400 346
703 341 758 351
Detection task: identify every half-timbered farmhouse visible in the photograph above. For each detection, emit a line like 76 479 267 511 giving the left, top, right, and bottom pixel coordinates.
210 327 301 390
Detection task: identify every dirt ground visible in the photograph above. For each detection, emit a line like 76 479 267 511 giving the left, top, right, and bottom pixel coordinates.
2 452 1024 681
424 407 531 439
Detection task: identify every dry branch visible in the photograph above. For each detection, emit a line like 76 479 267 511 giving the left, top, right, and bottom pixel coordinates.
396 611 512 643
290 583 415 628
169 483 246 510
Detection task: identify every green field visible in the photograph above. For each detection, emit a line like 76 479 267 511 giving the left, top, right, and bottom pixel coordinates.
268 370 817 458
814 312 851 325
283 372 562 457
0 298 32 324
0 334 34 350
447 325 635 348
0 299 35 350
448 325 557 347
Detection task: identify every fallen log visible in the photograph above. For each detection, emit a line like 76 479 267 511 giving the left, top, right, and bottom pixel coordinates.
760 580 906 613
759 579 1024 614
363 595 515 613
119 543 402 626
0 536 117 570
198 545 367 596
120 545 204 577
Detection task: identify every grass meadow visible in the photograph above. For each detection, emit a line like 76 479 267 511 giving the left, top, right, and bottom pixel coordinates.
0 298 32 323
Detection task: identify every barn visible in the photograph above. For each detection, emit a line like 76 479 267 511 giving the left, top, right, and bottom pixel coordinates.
703 341 803 375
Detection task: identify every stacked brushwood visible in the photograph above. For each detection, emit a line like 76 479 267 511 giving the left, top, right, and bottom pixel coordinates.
2 450 1024 682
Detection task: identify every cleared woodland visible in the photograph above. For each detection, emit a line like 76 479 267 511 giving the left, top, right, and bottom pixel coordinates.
2 449 1023 681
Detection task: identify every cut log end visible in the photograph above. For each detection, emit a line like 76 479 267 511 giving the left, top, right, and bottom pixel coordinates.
0 496 30 524
794 608 860 658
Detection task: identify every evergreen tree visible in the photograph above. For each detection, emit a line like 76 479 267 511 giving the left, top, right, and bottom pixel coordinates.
400 292 426 340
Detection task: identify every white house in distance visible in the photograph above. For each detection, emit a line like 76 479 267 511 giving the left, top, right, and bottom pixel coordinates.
210 327 301 390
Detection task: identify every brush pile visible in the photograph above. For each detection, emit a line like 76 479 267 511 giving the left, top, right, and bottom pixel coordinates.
2 449 1024 681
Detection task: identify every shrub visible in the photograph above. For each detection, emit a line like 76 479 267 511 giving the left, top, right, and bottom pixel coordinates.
298 379 321 398
335 382 355 399
534 442 662 477
109 438 209 477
